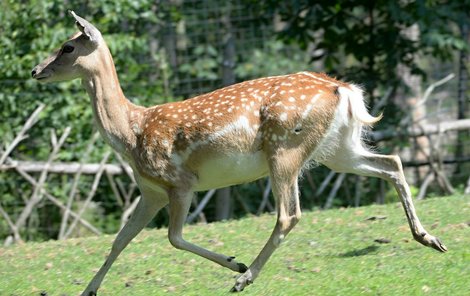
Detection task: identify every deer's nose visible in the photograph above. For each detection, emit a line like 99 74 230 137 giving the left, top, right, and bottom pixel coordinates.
31 69 37 78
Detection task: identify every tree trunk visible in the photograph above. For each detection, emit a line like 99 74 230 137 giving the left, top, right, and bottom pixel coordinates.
455 21 469 176
215 187 232 221
214 3 236 221
397 24 426 186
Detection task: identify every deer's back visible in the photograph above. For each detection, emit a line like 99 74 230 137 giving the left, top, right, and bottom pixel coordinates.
132 72 342 190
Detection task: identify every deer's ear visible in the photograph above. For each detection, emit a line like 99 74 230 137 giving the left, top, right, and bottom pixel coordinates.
69 10 102 44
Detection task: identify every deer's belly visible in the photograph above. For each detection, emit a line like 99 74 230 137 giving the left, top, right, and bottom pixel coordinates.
192 151 269 191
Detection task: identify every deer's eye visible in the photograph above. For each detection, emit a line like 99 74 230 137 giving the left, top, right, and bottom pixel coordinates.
62 45 75 53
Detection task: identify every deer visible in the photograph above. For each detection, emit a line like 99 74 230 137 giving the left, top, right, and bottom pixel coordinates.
32 11 447 295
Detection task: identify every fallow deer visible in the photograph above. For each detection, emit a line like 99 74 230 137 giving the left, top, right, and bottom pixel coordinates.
32 11 447 295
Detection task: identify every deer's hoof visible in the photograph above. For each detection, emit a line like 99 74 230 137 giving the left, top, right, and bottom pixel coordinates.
230 270 253 293
414 233 448 253
81 289 97 296
429 236 448 252
237 263 248 273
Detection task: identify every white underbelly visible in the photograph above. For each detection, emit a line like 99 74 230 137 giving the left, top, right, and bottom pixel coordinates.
193 151 269 191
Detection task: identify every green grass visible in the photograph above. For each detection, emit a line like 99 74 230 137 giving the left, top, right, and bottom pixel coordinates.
1 194 469 296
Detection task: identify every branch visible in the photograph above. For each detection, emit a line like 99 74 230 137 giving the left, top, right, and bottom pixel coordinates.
417 73 455 108
59 131 101 240
315 171 336 197
402 156 470 167
323 173 346 209
0 104 45 166
0 203 22 244
465 177 470 195
11 152 467 177
114 152 136 183
1 160 130 175
186 190 216 224
417 173 434 200
106 171 124 207
371 86 393 116
14 127 71 231
64 151 111 239
399 74 455 127
370 119 470 142
14 166 101 235
120 196 141 230
257 178 272 215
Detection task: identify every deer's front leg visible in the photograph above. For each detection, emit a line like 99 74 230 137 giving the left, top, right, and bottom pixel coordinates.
167 189 248 273
81 191 168 296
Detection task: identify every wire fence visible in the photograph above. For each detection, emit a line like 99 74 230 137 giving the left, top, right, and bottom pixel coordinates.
164 0 273 98
1 0 469 243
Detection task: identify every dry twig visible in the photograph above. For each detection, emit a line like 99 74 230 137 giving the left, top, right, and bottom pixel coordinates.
14 166 101 235
324 173 346 209
64 151 111 238
14 127 71 232
59 132 100 239
186 190 216 224
0 104 45 166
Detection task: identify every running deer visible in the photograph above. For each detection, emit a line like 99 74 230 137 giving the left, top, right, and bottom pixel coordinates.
32 11 447 295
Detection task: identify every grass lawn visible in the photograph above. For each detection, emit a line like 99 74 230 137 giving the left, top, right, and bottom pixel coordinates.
1 194 469 295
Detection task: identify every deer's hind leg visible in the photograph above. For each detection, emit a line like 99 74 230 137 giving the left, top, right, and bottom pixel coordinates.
323 147 447 253
231 147 304 292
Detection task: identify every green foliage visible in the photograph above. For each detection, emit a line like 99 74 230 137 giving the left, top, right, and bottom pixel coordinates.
0 1 173 241
235 40 310 79
179 45 220 80
0 195 468 295
0 1 171 159
249 0 470 102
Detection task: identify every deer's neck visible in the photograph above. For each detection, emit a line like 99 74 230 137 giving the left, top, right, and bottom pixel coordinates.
82 48 144 156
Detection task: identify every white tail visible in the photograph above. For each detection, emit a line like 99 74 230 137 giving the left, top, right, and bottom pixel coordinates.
338 85 383 126
32 11 447 295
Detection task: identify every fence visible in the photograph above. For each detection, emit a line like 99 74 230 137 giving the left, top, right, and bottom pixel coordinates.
1 1 469 244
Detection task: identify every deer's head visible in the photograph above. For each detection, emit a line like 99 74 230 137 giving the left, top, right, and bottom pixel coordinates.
32 11 103 83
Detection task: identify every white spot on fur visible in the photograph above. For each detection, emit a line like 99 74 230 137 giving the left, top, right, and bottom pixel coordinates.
302 94 321 119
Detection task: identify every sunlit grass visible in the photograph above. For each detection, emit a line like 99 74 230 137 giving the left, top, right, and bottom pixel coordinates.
1 194 469 295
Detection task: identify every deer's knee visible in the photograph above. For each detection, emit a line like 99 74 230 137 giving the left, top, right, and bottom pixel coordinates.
168 234 185 250
381 155 407 182
278 213 301 233
384 155 403 172
291 211 301 227
273 214 300 247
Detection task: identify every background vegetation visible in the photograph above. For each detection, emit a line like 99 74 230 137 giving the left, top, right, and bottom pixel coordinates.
0 0 469 242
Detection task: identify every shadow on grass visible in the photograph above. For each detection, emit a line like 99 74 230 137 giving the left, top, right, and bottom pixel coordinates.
339 245 380 257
